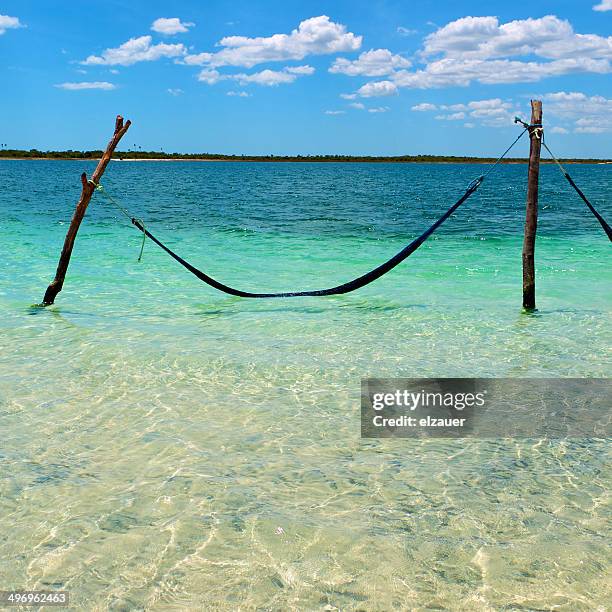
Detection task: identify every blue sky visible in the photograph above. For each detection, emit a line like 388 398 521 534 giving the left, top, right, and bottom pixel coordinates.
1 0 611 157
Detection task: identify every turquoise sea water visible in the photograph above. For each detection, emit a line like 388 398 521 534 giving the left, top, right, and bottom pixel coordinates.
0 160 610 610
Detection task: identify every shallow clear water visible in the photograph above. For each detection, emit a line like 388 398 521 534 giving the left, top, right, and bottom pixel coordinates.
0 160 610 610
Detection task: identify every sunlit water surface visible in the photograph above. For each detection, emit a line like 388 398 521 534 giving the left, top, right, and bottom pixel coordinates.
0 160 610 610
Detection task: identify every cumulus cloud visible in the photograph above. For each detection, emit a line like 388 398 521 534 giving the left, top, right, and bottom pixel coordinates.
284 65 315 75
198 65 314 86
232 69 299 86
349 102 365 109
196 69 221 84
82 36 186 66
434 112 466 120
0 14 21 35
227 90 251 97
467 98 512 117
411 102 437 111
167 88 184 95
409 92 612 133
390 56 610 90
411 97 520 127
356 15 612 91
184 16 361 68
368 106 390 113
356 80 398 97
325 110 345 115
329 48 410 76
55 81 116 90
593 0 612 11
151 17 194 35
183 52 214 66
541 91 612 133
421 15 612 61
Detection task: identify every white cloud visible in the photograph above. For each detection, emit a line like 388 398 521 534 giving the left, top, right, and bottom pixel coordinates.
435 112 465 120
167 88 184 95
463 122 475 128
542 91 587 103
397 26 417 36
466 98 518 127
407 97 519 127
411 102 437 111
593 0 612 11
421 15 612 61
382 15 612 90
184 15 361 68
330 48 410 76
55 81 116 90
421 16 501 58
349 102 365 109
197 69 222 84
284 64 315 75
467 98 512 117
356 80 398 97
368 106 390 113
151 17 194 35
227 90 251 97
82 35 186 66
340 93 357 100
183 52 214 65
232 69 298 86
391 57 610 89
198 65 313 86
442 103 468 111
405 91 612 134
541 91 612 133
0 14 21 35
325 110 345 115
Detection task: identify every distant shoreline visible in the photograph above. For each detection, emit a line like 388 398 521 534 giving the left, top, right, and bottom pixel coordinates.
1 156 610 164
2 147 612 164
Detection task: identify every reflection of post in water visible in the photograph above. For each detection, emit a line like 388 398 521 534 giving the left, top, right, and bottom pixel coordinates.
507 311 544 376
27 304 82 329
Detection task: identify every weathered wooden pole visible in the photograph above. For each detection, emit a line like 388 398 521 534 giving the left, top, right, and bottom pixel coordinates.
42 115 131 305
522 100 542 311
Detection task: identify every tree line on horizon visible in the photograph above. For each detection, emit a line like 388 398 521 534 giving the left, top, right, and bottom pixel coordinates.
0 149 608 164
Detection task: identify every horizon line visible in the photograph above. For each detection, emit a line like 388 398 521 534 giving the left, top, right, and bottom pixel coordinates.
1 149 611 163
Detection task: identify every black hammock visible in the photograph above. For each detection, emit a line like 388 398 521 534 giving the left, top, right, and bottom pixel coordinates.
97 128 609 299
130 176 485 298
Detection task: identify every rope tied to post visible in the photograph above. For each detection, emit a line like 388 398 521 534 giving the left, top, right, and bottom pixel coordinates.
513 118 610 241
514 116 543 139
89 180 148 260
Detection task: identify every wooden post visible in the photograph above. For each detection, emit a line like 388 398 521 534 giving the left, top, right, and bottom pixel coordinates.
42 115 131 305
522 100 542 311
